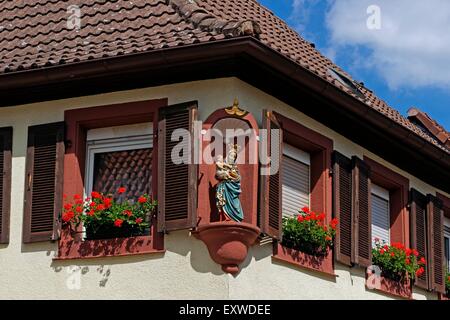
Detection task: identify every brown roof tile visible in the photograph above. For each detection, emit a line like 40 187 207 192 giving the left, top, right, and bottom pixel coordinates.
0 0 448 153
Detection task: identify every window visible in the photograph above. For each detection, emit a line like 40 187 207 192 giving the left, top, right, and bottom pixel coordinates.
57 98 169 260
371 184 390 246
85 123 153 199
445 218 450 272
265 111 334 275
84 123 153 239
327 68 365 99
281 144 310 218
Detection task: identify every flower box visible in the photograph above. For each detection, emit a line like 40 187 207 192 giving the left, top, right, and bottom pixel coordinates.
366 275 412 299
84 223 149 240
439 293 450 300
62 189 156 241
272 243 335 276
56 224 164 260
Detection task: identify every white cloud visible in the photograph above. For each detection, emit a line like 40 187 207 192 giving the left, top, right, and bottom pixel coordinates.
325 0 450 89
289 0 320 41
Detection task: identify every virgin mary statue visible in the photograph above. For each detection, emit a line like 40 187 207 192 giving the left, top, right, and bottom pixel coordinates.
215 144 244 222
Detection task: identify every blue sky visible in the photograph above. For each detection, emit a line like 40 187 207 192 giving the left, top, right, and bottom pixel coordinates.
259 0 450 130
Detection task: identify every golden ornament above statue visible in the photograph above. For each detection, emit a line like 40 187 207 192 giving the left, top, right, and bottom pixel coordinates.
224 98 248 117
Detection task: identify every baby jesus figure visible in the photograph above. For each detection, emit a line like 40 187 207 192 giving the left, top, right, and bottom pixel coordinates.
215 144 244 222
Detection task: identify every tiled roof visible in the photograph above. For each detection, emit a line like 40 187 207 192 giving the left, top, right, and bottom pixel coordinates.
0 0 448 153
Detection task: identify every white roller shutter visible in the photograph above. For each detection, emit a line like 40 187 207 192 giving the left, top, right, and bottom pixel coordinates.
281 145 310 218
371 184 390 246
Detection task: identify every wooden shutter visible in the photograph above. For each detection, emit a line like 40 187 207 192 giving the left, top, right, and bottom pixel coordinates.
259 110 282 239
352 156 372 267
23 122 64 243
410 189 428 289
332 151 353 266
427 195 445 293
0 127 12 244
157 102 198 232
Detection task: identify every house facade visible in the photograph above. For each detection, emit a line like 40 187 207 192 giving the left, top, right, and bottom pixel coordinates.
0 0 449 300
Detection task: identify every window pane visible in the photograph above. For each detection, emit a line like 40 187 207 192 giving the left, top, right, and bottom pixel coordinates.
281 155 310 218
92 148 152 202
371 193 390 246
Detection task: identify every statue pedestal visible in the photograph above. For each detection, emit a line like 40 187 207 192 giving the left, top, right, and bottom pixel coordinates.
192 222 260 274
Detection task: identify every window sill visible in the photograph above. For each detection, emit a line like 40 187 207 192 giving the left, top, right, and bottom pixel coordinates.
438 293 450 300
55 234 165 261
366 276 412 299
272 243 335 277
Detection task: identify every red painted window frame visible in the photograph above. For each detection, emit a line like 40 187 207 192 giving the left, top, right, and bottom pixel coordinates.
363 156 410 246
437 193 450 219
55 99 167 260
272 113 334 276
362 157 412 298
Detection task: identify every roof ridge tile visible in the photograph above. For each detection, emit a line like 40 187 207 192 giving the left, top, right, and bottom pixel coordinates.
167 0 261 37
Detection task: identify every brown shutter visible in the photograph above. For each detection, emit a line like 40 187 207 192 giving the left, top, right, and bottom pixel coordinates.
410 189 428 289
332 151 353 266
157 102 198 232
352 156 371 267
23 122 65 243
259 110 283 239
0 127 12 244
427 194 445 293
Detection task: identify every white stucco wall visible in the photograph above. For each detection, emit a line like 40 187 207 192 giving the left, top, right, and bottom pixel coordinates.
0 77 447 299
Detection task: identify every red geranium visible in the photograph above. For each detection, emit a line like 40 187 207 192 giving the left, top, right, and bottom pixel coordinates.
118 187 126 194
62 211 74 222
138 196 147 204
373 238 426 282
330 218 338 230
416 267 425 277
282 206 336 256
124 210 133 217
61 191 155 239
91 191 101 199
103 198 112 208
